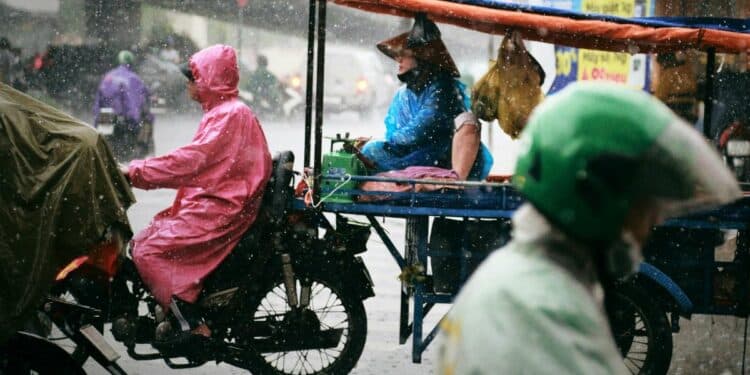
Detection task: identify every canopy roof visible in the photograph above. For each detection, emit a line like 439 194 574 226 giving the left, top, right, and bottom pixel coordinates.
333 0 750 53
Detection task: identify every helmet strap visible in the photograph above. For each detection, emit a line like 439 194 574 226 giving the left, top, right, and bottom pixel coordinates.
602 230 643 280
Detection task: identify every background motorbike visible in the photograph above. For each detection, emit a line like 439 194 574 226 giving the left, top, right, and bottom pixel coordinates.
57 151 375 375
239 85 303 121
719 121 750 182
96 107 154 161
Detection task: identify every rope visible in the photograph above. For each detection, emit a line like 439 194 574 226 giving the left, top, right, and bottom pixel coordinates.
304 174 353 208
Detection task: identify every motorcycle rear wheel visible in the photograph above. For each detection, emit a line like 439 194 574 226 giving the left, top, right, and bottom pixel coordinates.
238 270 367 375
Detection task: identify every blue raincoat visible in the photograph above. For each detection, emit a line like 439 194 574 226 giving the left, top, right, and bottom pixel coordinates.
361 77 493 180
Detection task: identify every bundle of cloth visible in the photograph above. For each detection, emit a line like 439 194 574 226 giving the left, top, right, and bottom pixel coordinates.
357 166 461 202
472 31 546 139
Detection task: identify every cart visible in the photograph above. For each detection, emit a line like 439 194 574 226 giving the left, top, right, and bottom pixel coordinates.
295 0 750 373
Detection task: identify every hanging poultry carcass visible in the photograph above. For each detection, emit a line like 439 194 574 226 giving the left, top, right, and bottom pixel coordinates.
472 31 545 139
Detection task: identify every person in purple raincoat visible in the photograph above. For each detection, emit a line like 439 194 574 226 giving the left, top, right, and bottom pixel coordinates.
121 44 272 347
93 50 154 160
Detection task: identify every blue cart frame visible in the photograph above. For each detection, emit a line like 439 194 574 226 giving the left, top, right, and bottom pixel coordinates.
302 178 522 362
297 0 750 367
301 177 750 363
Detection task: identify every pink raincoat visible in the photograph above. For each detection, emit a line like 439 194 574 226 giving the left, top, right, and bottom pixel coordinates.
127 45 272 308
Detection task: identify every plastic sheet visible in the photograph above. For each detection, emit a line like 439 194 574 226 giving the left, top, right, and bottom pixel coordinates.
0 83 134 343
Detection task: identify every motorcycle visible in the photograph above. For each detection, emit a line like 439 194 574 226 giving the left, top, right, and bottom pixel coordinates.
719 121 750 182
57 151 375 375
96 107 154 161
239 85 303 121
1 229 129 375
1 302 126 375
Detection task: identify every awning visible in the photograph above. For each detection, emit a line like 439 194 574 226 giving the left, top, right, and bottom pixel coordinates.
333 0 750 54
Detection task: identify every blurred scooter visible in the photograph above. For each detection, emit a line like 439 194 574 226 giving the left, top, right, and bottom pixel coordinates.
239 85 302 120
719 121 750 182
97 107 154 160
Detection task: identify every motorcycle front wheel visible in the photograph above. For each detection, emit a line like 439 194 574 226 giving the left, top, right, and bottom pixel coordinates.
237 269 367 375
0 332 86 375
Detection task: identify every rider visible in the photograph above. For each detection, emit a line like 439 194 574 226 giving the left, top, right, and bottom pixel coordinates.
120 44 272 346
360 15 493 180
246 54 283 110
93 50 154 160
438 82 741 374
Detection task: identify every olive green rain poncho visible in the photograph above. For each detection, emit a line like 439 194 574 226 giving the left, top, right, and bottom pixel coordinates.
438 82 740 374
0 83 134 343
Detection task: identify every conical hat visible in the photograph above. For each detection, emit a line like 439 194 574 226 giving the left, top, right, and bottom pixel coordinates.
376 32 460 77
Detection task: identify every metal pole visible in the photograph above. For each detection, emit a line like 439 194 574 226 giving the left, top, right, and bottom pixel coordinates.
487 36 495 150
304 0 317 168
237 7 243 56
704 48 715 140
312 0 327 204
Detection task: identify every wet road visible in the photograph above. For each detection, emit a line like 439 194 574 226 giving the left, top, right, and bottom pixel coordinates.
82 111 748 374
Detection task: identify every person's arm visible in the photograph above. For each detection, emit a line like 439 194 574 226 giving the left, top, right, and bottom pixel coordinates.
389 84 454 146
452 112 481 180
127 110 238 190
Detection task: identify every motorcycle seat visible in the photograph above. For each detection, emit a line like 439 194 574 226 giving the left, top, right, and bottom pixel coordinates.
201 151 295 295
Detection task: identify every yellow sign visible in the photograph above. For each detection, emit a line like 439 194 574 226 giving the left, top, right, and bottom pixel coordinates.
576 0 650 85
577 50 630 83
581 0 634 17
555 49 577 77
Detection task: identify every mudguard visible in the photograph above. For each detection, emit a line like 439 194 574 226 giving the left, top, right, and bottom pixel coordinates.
307 255 375 301
637 262 694 316
348 256 375 301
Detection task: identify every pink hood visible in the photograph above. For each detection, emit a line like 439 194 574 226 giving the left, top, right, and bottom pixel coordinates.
188 44 240 111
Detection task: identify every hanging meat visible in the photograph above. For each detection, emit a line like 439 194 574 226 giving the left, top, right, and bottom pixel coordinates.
472 31 545 139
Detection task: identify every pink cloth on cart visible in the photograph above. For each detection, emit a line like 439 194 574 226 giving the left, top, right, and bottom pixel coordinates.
127 45 272 308
358 166 459 202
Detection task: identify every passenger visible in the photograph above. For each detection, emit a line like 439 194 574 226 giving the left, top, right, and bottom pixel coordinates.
92 50 154 160
361 15 492 180
120 45 272 345
438 82 741 374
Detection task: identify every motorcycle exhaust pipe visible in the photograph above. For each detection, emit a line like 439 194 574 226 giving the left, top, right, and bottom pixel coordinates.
281 254 298 308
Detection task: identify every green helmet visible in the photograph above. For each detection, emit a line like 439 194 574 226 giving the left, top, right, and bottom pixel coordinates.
514 82 740 245
117 50 134 66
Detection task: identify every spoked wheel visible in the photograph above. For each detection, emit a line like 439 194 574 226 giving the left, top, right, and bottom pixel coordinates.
607 282 672 375
241 271 367 375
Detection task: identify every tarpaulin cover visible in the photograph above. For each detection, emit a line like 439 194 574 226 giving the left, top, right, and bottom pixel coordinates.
0 83 134 343
333 0 750 53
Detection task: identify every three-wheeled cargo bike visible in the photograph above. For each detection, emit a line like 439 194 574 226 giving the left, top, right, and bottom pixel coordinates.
281 1 750 375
